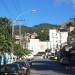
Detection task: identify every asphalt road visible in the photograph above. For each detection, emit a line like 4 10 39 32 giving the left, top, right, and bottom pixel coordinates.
30 59 75 75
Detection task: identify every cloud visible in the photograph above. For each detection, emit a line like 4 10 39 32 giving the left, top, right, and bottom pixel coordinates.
54 0 75 8
32 9 37 12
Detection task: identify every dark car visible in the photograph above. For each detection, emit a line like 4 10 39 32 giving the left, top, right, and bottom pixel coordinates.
70 53 75 66
14 60 30 75
0 63 24 75
60 57 69 65
26 58 33 66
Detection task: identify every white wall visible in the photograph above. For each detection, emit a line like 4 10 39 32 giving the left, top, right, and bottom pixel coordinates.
28 39 50 55
28 39 41 55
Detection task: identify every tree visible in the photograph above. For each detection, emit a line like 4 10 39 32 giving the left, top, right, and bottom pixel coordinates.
13 44 33 59
13 44 24 59
0 17 13 52
0 17 12 26
68 30 75 36
23 48 33 56
38 32 49 41
66 22 73 27
45 49 51 53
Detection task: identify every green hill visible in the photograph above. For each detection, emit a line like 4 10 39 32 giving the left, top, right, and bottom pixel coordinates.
14 23 59 35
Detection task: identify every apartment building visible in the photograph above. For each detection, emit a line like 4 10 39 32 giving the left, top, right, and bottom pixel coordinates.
49 29 68 53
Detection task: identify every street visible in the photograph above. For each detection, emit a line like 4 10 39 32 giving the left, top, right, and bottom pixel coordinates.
30 59 75 75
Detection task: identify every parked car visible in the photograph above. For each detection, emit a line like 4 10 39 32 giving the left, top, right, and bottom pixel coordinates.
14 60 30 75
70 54 75 66
0 63 24 75
60 57 69 65
33 55 43 60
26 58 33 66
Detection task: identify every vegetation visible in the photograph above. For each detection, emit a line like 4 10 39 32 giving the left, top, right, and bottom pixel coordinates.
14 23 59 41
0 17 32 58
38 32 49 41
45 49 51 53
0 17 12 52
68 30 75 36
13 44 32 59
15 23 59 34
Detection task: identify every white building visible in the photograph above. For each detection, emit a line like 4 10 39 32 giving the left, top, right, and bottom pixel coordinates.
28 39 50 55
14 29 68 55
28 29 68 55
49 29 68 53
15 35 23 44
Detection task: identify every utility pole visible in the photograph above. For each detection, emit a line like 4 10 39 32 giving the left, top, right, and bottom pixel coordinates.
60 30 61 49
12 19 25 46
17 19 25 45
12 25 14 38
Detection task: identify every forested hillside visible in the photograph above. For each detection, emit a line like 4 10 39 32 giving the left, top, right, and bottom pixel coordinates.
14 23 60 35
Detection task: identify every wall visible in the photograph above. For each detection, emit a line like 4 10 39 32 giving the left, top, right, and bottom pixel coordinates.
28 39 50 55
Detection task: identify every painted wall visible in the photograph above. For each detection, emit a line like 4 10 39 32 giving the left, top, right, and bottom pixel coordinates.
28 39 50 55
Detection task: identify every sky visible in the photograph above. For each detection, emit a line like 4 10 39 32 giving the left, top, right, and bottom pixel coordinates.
0 0 75 26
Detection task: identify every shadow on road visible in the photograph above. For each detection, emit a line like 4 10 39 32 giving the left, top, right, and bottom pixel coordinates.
30 60 75 74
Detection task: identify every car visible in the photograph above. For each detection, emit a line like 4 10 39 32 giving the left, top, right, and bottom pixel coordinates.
14 60 30 75
60 57 69 65
33 55 43 60
0 63 24 75
26 58 33 66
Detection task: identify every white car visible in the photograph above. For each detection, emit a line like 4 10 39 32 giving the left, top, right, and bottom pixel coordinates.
33 55 43 60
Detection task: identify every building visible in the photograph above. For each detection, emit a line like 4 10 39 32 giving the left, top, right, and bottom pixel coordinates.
15 35 22 44
14 29 68 55
49 29 68 53
61 18 75 32
27 29 68 55
28 39 50 55
15 32 38 48
15 33 30 49
31 32 38 39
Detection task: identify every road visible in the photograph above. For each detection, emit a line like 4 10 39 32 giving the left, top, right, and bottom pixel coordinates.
30 59 75 75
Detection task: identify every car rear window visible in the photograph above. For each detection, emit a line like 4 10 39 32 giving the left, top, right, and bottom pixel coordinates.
0 64 19 72
15 62 26 67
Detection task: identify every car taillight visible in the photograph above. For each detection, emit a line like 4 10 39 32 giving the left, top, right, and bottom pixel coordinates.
24 67 28 74
16 72 21 75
